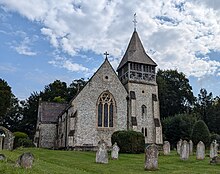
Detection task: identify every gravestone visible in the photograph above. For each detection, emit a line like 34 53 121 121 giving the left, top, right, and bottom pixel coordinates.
210 140 219 158
163 141 170 155
16 152 34 169
111 142 120 160
177 139 182 155
96 140 108 164
0 154 6 161
189 140 193 155
145 144 158 171
0 135 4 150
180 140 189 160
210 156 220 165
0 126 14 150
196 141 205 160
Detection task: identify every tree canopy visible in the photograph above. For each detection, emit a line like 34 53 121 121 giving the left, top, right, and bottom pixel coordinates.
157 69 195 118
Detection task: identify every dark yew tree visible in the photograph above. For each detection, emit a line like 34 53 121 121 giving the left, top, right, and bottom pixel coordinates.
194 88 213 123
20 92 40 139
157 69 195 118
0 78 12 122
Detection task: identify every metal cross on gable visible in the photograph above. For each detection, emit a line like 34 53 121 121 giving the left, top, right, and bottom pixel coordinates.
104 51 109 59
133 13 137 31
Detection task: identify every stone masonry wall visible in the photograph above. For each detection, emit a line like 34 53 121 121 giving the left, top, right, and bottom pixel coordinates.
69 59 128 147
39 124 57 148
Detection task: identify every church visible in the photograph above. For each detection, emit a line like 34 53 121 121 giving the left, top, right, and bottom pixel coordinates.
34 28 163 149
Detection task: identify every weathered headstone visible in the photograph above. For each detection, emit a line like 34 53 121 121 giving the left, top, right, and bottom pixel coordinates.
145 144 158 171
189 140 193 155
0 126 14 150
180 140 189 160
210 140 219 159
0 154 6 161
210 156 220 165
163 141 170 155
0 135 4 150
96 140 108 164
177 139 182 155
196 141 205 160
16 152 34 169
111 142 120 160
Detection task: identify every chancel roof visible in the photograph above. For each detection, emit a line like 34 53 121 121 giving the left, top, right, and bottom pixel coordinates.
40 102 68 123
117 31 157 71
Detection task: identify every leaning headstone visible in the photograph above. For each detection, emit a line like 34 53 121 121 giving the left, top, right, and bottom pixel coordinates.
163 141 170 155
145 144 158 171
196 141 205 160
210 156 220 165
0 154 6 161
96 140 108 164
177 139 182 155
111 142 120 160
0 135 4 150
180 140 189 160
210 140 219 159
189 140 193 155
16 152 34 169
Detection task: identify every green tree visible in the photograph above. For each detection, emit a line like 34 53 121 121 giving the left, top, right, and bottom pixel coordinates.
67 78 86 102
20 92 40 139
157 69 195 118
2 95 23 132
194 88 213 122
0 79 12 121
40 80 68 102
162 113 197 148
191 120 210 147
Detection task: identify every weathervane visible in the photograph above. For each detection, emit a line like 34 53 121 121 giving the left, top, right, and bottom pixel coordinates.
133 13 137 31
104 51 109 59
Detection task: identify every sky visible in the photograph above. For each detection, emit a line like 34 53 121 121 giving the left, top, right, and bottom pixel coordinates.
0 0 220 100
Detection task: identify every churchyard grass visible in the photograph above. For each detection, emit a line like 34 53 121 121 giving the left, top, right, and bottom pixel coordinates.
0 148 219 174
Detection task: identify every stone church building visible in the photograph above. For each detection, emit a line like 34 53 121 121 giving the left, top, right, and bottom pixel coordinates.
34 29 163 149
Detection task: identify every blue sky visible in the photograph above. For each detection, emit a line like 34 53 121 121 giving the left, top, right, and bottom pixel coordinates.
0 0 220 100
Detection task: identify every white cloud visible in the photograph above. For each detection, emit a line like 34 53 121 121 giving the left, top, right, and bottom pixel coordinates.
12 36 37 56
1 0 220 78
48 55 89 73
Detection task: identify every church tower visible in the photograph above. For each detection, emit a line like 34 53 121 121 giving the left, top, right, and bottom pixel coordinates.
117 29 163 144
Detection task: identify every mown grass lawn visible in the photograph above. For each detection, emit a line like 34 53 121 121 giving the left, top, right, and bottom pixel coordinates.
0 148 219 174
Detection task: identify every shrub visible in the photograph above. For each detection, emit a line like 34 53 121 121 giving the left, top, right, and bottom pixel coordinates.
162 113 197 148
111 130 145 154
13 132 34 148
191 120 210 147
210 133 220 144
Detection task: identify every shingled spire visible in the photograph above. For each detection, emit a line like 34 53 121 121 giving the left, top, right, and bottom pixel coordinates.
117 31 157 71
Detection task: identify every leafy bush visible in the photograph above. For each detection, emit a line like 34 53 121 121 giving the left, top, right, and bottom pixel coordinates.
162 114 197 148
13 132 34 148
111 130 145 154
191 120 210 147
210 133 220 144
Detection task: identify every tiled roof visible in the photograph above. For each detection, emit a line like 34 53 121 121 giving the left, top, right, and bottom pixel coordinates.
39 102 68 123
117 31 157 70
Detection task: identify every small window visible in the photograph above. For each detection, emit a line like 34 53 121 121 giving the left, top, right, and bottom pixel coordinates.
141 127 144 134
154 118 160 127
152 94 157 101
131 117 137 126
145 128 147 137
141 105 147 118
130 91 136 99
105 76 108 79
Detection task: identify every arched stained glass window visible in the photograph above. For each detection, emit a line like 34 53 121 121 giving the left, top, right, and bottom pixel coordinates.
97 92 115 128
